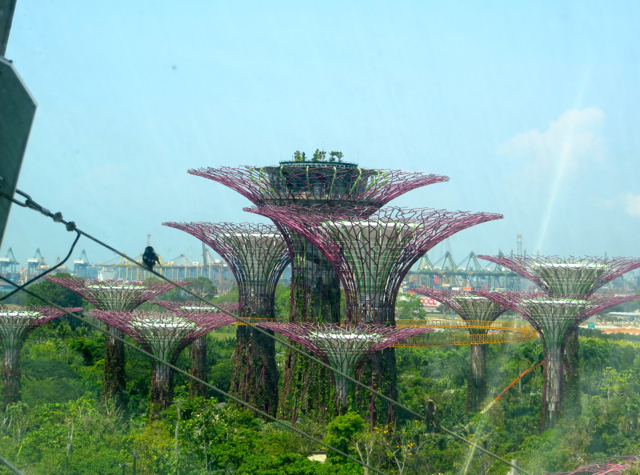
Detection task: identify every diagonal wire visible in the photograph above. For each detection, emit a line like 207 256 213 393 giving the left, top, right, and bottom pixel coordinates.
0 453 25 475
0 188 532 475
0 231 81 302
0 274 388 475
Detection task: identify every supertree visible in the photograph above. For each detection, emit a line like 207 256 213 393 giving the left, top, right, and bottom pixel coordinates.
249 204 502 421
475 255 640 408
153 301 239 397
258 323 431 417
44 277 180 408
91 310 235 414
189 164 448 322
0 305 82 407
189 162 449 420
414 289 508 412
475 255 640 296
162 222 289 416
472 291 640 430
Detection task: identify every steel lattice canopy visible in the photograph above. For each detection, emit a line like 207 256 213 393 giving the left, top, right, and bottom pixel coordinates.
476 254 640 296
0 57 37 248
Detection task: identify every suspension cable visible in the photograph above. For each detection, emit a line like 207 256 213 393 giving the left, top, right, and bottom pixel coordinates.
0 188 532 475
0 453 26 475
0 231 81 302
0 274 388 475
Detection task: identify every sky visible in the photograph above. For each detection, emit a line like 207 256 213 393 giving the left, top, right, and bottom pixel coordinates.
2 0 640 269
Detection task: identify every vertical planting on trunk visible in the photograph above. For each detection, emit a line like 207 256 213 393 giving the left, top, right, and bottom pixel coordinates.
2 346 22 407
187 163 450 423
278 231 342 421
476 255 640 419
259 323 431 427
189 336 207 398
0 306 75 408
103 326 127 408
152 301 240 400
414 290 508 413
91 310 235 418
473 291 639 431
150 360 175 414
162 222 290 418
468 344 487 411
251 205 502 423
43 278 181 410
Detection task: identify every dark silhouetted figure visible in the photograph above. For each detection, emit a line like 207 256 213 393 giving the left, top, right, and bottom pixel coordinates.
425 397 438 432
142 246 160 272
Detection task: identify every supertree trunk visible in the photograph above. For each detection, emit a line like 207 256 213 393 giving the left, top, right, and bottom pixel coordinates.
189 336 207 398
103 325 127 410
542 345 564 431
279 346 336 422
353 302 398 426
278 247 341 422
355 348 398 427
2 346 22 408
292 241 342 324
150 361 174 416
468 343 488 413
563 328 581 414
230 325 279 416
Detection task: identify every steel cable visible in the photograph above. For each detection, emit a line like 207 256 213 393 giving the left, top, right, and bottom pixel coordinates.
0 188 532 475
0 274 387 475
0 231 81 302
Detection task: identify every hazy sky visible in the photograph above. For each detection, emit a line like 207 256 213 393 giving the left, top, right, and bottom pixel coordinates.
3 1 640 269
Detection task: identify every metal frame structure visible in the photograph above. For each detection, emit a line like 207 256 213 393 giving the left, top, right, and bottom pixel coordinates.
162 222 289 416
44 277 180 310
189 163 450 421
0 305 81 407
565 457 640 475
476 254 640 419
250 205 503 325
45 277 181 408
415 289 508 411
249 204 501 422
188 163 449 208
258 322 431 411
90 310 235 413
190 164 450 323
476 255 640 296
473 291 639 430
153 301 239 397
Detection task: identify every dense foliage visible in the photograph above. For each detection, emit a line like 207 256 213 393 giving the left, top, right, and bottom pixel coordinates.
1 282 640 473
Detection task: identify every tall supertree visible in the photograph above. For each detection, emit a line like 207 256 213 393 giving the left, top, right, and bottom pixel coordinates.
414 289 508 412
473 291 640 430
250 204 502 421
476 255 640 408
259 323 431 419
44 277 180 408
189 164 448 323
91 310 235 414
162 222 289 416
0 305 82 407
153 301 239 397
189 162 448 420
